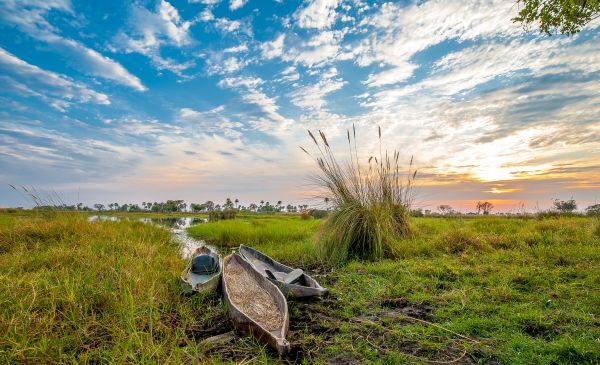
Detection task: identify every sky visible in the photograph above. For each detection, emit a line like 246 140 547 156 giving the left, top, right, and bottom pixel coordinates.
0 0 599 212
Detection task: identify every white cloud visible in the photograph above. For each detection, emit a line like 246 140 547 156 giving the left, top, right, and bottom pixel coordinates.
189 0 221 3
364 64 418 87
279 66 300 82
365 35 600 105
0 0 146 91
218 77 292 131
0 48 110 110
115 0 195 75
206 55 250 74
284 30 344 66
260 34 285 60
355 0 523 86
218 76 263 89
290 67 345 111
223 44 249 53
229 0 248 11
295 0 340 29
178 107 244 138
215 17 242 32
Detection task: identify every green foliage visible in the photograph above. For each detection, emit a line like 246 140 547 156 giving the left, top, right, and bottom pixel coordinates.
513 0 600 35
586 203 600 216
301 126 416 263
309 209 328 219
208 209 237 222
553 198 577 213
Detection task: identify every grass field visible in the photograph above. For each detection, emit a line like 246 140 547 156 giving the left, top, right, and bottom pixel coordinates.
1 211 599 364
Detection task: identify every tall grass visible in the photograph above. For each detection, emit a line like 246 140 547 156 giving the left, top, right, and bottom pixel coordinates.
301 125 417 263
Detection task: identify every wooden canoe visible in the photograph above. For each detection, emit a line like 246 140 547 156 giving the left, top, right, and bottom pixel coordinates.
239 244 328 298
222 253 290 355
181 246 221 294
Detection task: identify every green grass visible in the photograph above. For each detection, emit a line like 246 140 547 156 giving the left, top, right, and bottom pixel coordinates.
1 212 599 364
0 212 231 363
188 216 322 266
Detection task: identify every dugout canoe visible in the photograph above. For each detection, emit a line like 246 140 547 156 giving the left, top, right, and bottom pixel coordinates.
181 246 221 294
222 253 290 355
239 244 328 298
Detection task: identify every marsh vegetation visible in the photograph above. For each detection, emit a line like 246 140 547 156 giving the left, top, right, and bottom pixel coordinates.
2 210 598 364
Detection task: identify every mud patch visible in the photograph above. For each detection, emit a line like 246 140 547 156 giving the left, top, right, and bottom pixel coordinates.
185 314 232 344
520 319 557 339
284 296 344 363
380 297 435 321
327 354 363 365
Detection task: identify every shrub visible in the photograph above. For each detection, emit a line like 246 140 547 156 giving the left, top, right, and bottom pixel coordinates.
301 125 416 263
586 204 600 216
309 209 328 219
208 209 237 222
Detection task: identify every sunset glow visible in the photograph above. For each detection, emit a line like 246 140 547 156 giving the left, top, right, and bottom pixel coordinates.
0 0 599 212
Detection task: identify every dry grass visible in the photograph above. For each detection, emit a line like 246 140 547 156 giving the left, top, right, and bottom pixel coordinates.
224 257 283 331
301 125 416 263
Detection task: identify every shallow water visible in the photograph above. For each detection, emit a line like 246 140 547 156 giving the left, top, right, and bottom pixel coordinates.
88 215 216 259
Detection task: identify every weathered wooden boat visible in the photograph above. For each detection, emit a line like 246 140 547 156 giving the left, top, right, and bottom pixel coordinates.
181 246 221 294
239 244 328 298
222 253 290 355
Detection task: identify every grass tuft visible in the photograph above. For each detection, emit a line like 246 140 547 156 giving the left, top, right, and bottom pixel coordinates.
302 125 416 263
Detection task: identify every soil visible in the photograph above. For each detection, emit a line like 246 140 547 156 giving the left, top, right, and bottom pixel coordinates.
183 276 485 364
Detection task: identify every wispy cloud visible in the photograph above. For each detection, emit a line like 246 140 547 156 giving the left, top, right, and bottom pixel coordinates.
113 0 196 75
0 0 146 91
0 47 110 110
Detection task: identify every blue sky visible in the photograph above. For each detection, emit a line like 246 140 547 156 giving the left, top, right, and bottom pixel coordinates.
1 0 599 211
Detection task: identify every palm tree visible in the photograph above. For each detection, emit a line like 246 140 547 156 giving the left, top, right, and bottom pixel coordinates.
235 198 239 209
324 197 330 210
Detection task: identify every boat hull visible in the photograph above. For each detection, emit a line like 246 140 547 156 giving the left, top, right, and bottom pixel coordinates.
222 253 290 355
239 245 328 298
181 246 222 294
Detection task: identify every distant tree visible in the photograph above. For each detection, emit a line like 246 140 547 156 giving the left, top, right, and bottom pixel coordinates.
129 204 141 212
249 203 258 212
513 0 600 35
437 205 454 215
224 198 234 209
190 203 206 213
93 203 105 212
585 204 600 215
476 201 494 215
324 197 330 210
553 198 577 213
410 208 424 217
234 198 239 209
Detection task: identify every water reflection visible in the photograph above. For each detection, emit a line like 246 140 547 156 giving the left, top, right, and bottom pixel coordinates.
88 215 212 259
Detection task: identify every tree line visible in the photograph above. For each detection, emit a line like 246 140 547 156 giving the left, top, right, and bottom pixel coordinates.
89 198 311 214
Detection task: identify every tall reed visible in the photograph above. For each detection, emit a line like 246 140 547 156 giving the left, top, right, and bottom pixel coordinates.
301 125 417 263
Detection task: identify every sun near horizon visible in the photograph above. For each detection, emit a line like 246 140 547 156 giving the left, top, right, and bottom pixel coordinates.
0 0 599 212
